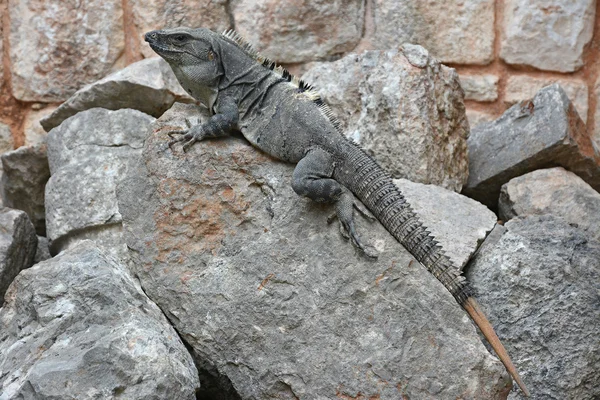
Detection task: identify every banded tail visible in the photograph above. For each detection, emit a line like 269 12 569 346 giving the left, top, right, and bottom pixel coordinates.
335 142 530 397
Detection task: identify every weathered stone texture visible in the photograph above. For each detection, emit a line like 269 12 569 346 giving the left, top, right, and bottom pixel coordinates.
467 215 600 400
464 84 600 209
499 167 600 242
131 0 230 59
23 105 56 146
594 77 600 153
232 0 364 62
303 45 469 192
40 57 192 132
460 74 499 102
373 0 495 64
0 240 200 399
45 108 154 256
505 76 588 121
9 0 125 102
466 109 496 130
0 122 13 154
34 235 50 264
500 0 596 72
117 103 510 399
1 144 50 236
0 208 37 307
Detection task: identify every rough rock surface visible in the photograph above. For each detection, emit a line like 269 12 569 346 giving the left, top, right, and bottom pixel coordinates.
0 208 37 307
395 178 497 270
0 144 50 236
372 0 495 64
505 75 588 121
0 122 14 154
118 103 510 399
466 215 600 399
303 45 469 192
464 84 600 209
23 106 56 146
0 240 200 399
33 235 51 264
45 108 155 257
466 109 497 130
40 57 192 132
499 167 600 241
460 74 499 102
131 0 230 59
594 76 600 153
500 0 596 73
232 0 364 63
9 0 125 102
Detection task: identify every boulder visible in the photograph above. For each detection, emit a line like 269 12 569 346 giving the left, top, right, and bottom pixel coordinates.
118 103 510 399
463 84 600 209
0 240 200 399
40 57 192 132
303 45 469 192
45 108 155 257
0 208 37 307
466 215 600 399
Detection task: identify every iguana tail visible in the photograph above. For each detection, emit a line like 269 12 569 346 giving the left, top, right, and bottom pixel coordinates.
334 142 530 397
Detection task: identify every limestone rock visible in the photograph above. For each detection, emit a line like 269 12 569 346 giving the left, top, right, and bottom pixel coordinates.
23 106 56 146
232 0 364 62
9 0 125 102
464 84 600 209
40 58 192 132
372 0 495 65
1 144 50 236
34 235 51 264
302 46 469 192
466 109 497 130
117 103 510 399
45 108 155 257
0 208 37 307
593 76 600 153
0 122 14 154
466 215 600 399
500 0 596 73
505 75 588 121
0 240 200 399
460 74 499 102
499 167 600 242
395 178 497 270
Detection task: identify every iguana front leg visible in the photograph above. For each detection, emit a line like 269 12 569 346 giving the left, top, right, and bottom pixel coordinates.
168 96 239 151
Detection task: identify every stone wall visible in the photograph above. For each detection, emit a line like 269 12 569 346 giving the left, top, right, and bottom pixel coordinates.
1 0 599 151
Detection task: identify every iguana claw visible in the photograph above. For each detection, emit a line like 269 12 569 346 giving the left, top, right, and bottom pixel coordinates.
329 192 378 259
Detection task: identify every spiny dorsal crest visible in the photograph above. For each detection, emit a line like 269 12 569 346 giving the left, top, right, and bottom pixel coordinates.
221 29 343 133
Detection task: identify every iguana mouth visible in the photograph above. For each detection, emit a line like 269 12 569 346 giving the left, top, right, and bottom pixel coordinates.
147 41 184 56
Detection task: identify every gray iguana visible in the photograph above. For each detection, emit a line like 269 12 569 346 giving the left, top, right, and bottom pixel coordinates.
145 27 529 397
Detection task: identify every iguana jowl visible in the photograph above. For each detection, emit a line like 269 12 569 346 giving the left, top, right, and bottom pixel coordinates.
145 27 529 396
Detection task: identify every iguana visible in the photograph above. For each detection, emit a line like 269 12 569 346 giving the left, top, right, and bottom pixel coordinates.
145 27 530 397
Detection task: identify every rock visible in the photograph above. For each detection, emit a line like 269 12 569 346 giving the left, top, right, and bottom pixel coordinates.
302 46 469 192
499 167 600 242
8 0 125 102
463 84 600 210
500 0 596 73
0 208 37 307
466 215 600 399
593 76 600 153
34 236 51 264
0 122 14 154
466 109 497 129
0 144 50 236
505 75 588 121
395 178 497 270
460 74 499 102
45 108 155 257
232 0 364 62
117 103 510 399
131 0 230 59
23 105 57 146
372 0 495 65
0 240 200 399
40 57 192 132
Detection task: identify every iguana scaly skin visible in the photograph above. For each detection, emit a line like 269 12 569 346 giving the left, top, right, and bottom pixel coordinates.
145 27 529 396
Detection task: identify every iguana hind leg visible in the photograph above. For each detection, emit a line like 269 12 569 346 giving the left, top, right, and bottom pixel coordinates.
292 148 376 258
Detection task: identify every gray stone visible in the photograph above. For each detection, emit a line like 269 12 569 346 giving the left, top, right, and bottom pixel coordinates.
45 108 155 257
0 208 37 307
117 103 510 399
0 144 50 236
34 236 51 264
23 105 57 146
466 215 600 400
593 76 600 153
40 57 192 132
0 240 200 399
372 0 495 64
0 123 13 155
463 84 600 209
232 0 364 63
499 167 600 242
302 46 469 192
9 0 125 102
466 109 497 130
395 178 497 270
500 0 596 73
460 74 499 102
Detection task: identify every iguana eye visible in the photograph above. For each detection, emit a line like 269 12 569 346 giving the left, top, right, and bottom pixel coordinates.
173 34 187 43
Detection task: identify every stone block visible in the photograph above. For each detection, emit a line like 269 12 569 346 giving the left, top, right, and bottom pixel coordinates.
460 74 499 102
